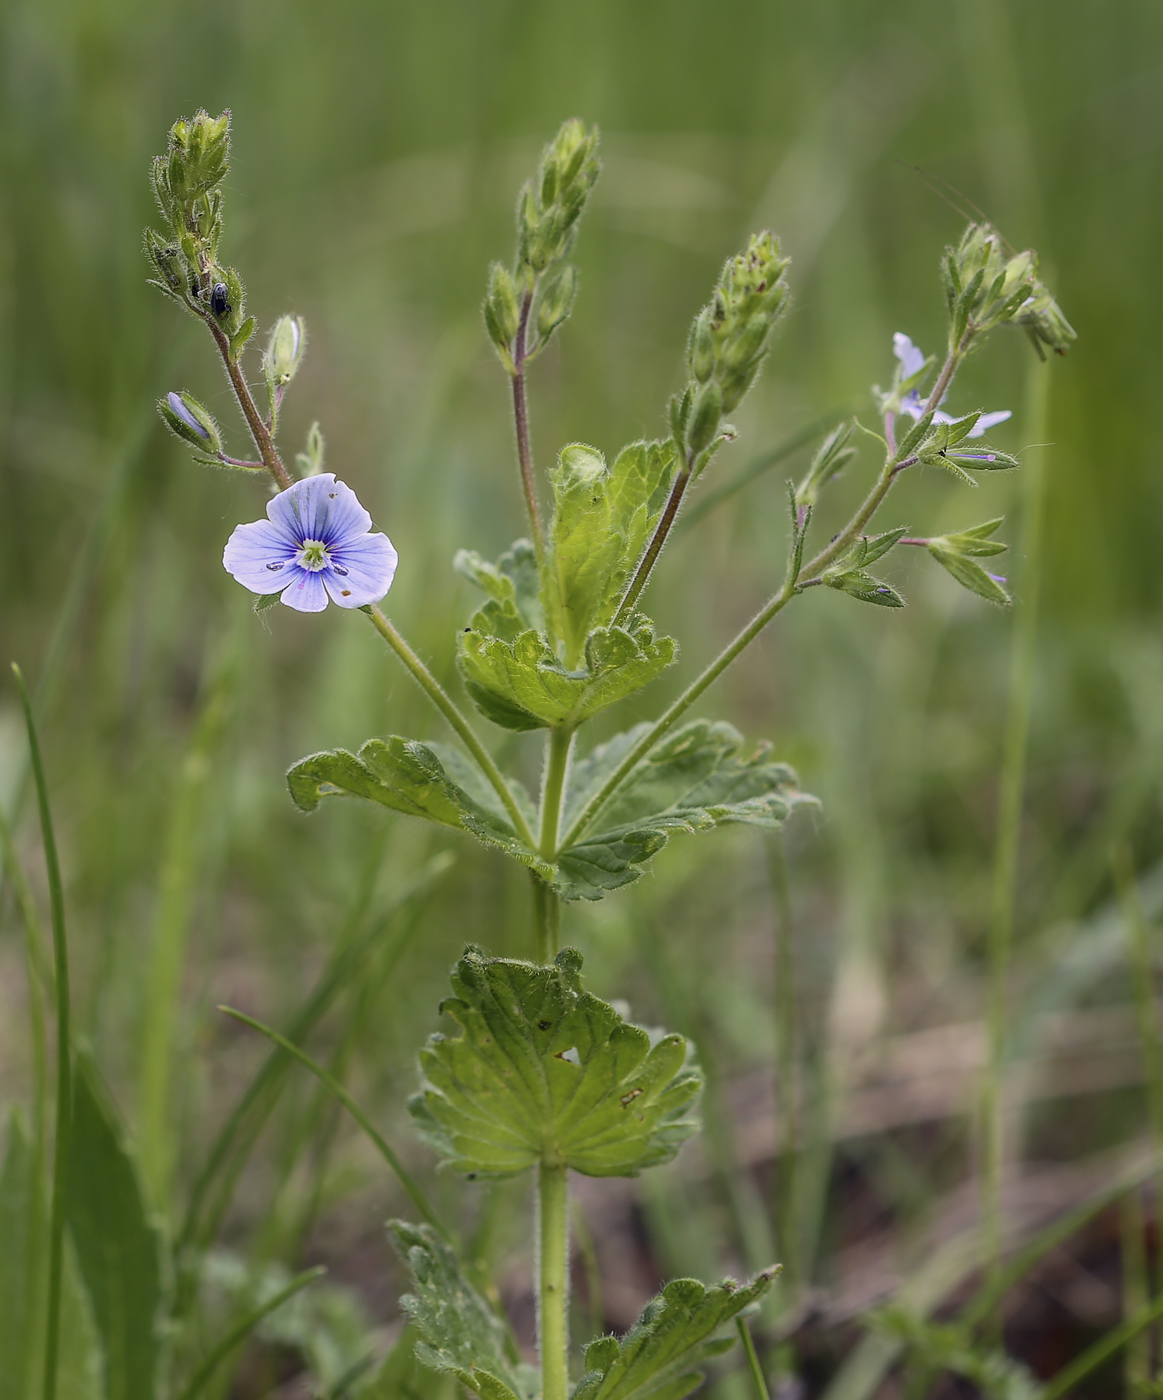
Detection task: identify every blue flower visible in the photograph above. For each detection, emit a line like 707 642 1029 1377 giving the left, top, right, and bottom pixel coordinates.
892 333 1011 438
223 473 398 612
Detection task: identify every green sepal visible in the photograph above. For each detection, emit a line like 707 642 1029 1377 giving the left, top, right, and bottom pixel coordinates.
254 591 283 613
159 390 223 455
267 314 306 384
927 539 1011 607
295 421 326 478
821 568 905 608
286 737 546 877
388 1223 535 1400
228 315 256 361
831 526 909 572
897 410 935 459
571 1269 779 1400
556 720 812 901
458 618 676 733
409 947 702 1178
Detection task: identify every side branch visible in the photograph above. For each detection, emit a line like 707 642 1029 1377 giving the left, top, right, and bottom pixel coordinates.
206 318 292 491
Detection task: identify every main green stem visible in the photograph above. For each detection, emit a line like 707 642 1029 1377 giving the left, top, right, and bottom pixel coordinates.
365 606 536 848
538 1161 570 1400
531 725 573 962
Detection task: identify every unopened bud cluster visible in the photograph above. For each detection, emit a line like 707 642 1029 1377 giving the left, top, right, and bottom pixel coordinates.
944 223 1075 356
145 110 249 342
146 112 315 477
484 119 599 374
671 233 790 469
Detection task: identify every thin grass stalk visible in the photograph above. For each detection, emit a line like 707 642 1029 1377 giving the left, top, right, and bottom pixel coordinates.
14 666 72 1400
138 637 236 1204
980 354 1050 1324
220 1006 449 1240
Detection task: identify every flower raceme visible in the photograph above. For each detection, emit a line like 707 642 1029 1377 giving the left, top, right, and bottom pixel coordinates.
223 473 398 612
892 333 1011 437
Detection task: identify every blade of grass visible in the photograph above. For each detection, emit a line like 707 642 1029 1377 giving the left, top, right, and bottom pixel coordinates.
1042 1289 1163 1400
176 850 451 1266
176 1265 325 1400
13 664 71 1400
219 1006 448 1240
138 631 238 1206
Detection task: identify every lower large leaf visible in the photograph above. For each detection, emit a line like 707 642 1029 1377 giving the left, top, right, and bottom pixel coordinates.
410 948 701 1179
555 720 814 900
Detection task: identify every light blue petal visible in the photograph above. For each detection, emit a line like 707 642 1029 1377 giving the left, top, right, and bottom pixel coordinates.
323 532 399 607
900 391 926 422
267 473 372 546
893 332 925 380
280 569 329 612
223 519 298 593
967 410 1012 438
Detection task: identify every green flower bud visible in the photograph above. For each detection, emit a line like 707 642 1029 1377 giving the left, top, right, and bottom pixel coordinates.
795 422 857 509
688 308 715 384
686 382 723 455
535 264 578 343
267 314 307 385
143 228 185 294
514 120 600 273
160 391 222 454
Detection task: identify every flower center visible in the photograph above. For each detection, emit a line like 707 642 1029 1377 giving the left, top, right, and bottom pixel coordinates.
296 538 331 572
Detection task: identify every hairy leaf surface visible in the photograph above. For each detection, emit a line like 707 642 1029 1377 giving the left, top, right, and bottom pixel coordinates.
458 617 675 732
287 737 548 876
410 948 701 1178
555 720 812 900
572 1270 778 1400
388 1223 535 1400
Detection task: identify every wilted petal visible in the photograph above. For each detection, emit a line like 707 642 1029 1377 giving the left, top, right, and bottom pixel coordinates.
268 472 371 546
900 391 926 422
893 332 926 380
223 518 299 593
967 410 1012 438
323 532 399 607
280 568 329 612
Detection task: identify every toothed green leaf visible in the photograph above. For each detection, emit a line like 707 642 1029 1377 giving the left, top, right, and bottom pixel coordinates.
410 947 701 1178
553 720 811 901
386 1224 535 1400
571 1270 779 1400
287 737 547 876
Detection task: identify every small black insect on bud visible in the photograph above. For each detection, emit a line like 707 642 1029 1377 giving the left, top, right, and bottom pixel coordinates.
210 282 231 317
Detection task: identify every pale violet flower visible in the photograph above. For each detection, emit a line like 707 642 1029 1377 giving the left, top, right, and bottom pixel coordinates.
223 473 398 612
892 333 1011 438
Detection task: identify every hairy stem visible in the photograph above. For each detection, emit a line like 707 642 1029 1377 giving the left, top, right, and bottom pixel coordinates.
207 318 292 491
612 457 692 625
531 875 561 966
511 290 546 560
537 1161 570 1400
364 607 536 848
539 726 574 860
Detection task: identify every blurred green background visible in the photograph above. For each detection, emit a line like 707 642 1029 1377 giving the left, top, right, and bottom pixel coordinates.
2 0 1162 1392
